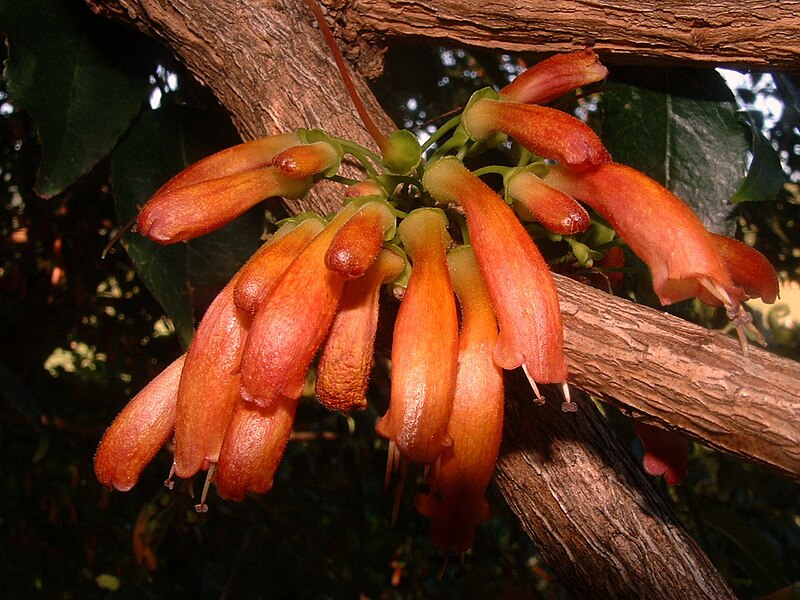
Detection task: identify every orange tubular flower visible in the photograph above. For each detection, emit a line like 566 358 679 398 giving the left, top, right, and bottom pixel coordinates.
462 98 610 170
239 203 359 407
138 167 311 244
423 157 567 387
414 246 504 554
543 163 744 307
94 354 186 492
325 200 397 279
316 248 405 412
234 217 325 314
173 279 249 479
271 141 341 179
710 233 779 304
214 396 300 501
499 49 609 105
506 169 590 235
375 208 459 464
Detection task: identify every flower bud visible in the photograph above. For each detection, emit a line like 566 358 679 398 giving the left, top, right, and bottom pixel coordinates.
94 355 186 491
462 97 610 170
381 129 423 175
316 248 405 412
325 200 397 279
499 49 608 105
234 217 325 314
239 203 359 407
507 169 590 235
272 141 341 179
414 246 504 553
423 158 567 386
375 208 459 464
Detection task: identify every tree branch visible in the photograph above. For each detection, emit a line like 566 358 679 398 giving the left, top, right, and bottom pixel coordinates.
334 0 800 75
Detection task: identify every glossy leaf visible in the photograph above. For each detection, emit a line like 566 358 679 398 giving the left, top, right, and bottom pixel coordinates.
601 67 749 234
0 0 152 197
730 112 785 204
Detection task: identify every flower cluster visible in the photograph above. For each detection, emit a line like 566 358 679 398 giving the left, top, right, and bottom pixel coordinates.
96 50 779 555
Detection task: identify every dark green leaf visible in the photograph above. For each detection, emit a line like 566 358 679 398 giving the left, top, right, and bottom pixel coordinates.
730 113 785 203
111 107 195 348
111 104 252 347
0 0 152 197
601 68 750 235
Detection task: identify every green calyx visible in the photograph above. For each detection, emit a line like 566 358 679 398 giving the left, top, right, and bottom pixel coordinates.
381 129 423 175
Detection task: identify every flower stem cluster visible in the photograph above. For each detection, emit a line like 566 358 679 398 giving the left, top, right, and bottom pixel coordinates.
96 50 779 555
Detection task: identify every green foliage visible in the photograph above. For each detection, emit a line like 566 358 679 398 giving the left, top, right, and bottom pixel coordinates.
0 0 152 198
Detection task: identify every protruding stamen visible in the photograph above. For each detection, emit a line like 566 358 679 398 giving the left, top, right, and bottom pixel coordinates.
438 553 449 580
560 382 578 412
391 458 408 528
163 462 177 490
384 441 399 490
522 364 545 404
194 463 217 514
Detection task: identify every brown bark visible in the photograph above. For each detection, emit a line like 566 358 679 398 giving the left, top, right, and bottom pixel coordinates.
556 273 800 482
85 0 799 595
338 0 800 75
497 381 735 598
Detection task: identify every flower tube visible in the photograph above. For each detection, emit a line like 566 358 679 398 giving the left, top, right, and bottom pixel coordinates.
214 395 300 501
462 97 610 170
375 208 459 464
499 49 608 105
423 157 567 387
138 167 311 244
543 162 743 307
414 246 504 553
94 355 186 491
316 248 405 412
239 203 359 407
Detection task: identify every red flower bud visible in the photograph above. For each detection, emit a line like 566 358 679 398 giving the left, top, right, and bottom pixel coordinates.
214 396 300 501
239 203 359 407
632 420 689 486
499 49 608 105
234 217 325 314
316 248 405 412
544 163 742 307
272 141 341 179
463 98 610 170
507 169 590 235
325 200 396 279
94 355 186 491
414 246 504 553
423 158 567 386
375 208 459 464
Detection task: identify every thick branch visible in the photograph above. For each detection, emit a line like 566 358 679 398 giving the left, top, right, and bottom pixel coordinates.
556 273 800 482
497 382 735 599
336 0 800 75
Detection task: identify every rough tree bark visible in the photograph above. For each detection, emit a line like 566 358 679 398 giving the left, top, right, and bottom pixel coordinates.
86 0 799 596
